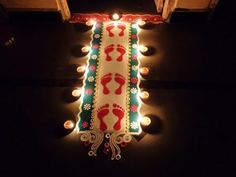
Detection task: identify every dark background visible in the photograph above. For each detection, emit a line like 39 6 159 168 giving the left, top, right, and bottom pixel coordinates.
0 0 235 177
68 0 157 14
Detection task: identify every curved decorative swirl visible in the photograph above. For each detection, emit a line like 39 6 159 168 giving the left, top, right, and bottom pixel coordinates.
109 132 132 160
80 129 104 157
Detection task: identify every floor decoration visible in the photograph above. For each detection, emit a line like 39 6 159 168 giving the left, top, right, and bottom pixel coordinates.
71 13 162 160
70 13 162 24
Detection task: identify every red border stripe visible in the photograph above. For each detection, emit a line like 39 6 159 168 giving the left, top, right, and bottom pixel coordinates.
70 13 163 24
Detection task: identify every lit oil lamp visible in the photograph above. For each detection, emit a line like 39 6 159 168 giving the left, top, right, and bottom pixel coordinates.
140 67 149 76
64 120 75 129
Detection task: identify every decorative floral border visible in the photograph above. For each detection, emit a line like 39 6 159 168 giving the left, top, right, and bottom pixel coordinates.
128 23 141 134
78 22 103 131
70 13 162 24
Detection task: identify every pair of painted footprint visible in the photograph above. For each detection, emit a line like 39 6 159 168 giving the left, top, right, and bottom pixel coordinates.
101 73 125 95
104 44 126 62
106 23 126 37
97 103 124 131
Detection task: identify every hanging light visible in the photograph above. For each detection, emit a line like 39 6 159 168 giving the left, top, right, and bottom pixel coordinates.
140 67 149 76
81 46 90 53
64 120 75 129
140 116 151 126
139 91 149 99
111 13 121 21
77 66 86 73
72 88 82 97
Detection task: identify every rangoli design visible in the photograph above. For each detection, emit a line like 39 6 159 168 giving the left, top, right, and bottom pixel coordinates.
70 13 162 24
74 14 162 160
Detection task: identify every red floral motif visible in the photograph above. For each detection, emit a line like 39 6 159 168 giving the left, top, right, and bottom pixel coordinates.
96 23 101 28
89 65 96 71
131 77 138 84
130 105 138 112
82 121 89 128
131 55 137 60
86 88 93 95
92 44 99 49
131 34 137 39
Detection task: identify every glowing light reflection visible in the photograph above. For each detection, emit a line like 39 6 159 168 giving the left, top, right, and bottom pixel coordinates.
112 13 120 20
81 46 90 53
140 67 149 76
64 120 75 129
140 116 151 126
139 45 148 53
86 20 95 27
77 66 86 73
72 88 82 97
140 91 150 99
137 19 146 27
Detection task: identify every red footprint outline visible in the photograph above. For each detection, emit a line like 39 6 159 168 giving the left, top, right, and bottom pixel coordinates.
106 23 115 37
104 44 114 61
114 73 125 95
97 104 109 131
116 44 126 62
117 23 126 36
112 104 125 131
101 73 112 94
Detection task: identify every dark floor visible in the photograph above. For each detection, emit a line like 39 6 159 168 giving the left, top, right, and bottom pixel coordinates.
0 1 236 177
